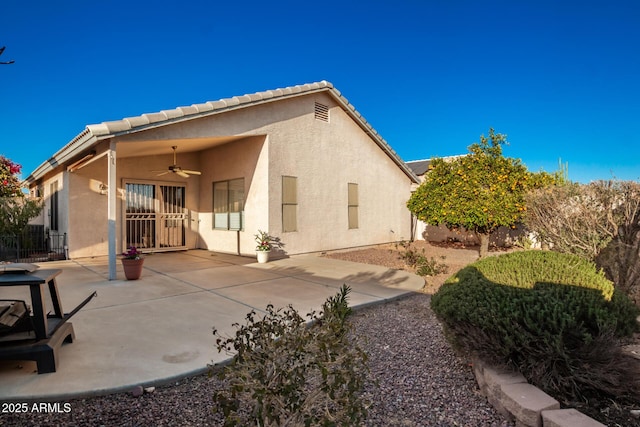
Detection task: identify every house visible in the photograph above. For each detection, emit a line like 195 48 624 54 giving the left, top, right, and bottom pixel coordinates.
25 81 419 279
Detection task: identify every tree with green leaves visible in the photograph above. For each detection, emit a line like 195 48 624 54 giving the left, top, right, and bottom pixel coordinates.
407 129 561 257
0 155 43 236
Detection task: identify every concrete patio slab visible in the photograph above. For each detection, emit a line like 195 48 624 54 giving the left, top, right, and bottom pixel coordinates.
171 264 287 290
0 250 424 402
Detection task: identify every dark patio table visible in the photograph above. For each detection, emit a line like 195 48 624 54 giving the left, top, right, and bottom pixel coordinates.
0 269 95 374
0 269 64 340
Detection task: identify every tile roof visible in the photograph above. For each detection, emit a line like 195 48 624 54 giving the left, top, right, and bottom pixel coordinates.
406 155 467 176
26 81 419 184
86 81 334 136
405 159 431 176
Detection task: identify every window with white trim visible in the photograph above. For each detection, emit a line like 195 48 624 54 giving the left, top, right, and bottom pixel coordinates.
348 183 358 229
282 176 297 232
213 178 244 230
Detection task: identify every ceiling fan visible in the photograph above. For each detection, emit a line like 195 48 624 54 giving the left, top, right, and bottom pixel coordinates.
155 146 202 178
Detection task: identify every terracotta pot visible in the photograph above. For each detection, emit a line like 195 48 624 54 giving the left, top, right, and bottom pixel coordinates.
121 258 144 280
256 250 270 264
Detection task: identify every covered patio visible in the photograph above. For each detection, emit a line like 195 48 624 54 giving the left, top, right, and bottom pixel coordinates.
0 250 424 401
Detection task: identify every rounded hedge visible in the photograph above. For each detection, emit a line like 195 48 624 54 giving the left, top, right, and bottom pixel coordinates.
431 250 640 401
445 250 615 300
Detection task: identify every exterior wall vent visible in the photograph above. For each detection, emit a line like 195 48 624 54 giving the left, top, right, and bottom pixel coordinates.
314 102 329 122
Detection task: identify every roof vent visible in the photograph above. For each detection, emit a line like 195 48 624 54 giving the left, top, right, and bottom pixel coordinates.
314 102 329 122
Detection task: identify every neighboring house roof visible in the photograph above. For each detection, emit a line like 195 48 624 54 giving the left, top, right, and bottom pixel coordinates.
406 155 467 177
26 81 419 184
406 159 431 176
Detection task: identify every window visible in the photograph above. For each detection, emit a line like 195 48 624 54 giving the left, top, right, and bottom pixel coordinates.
348 183 358 229
213 178 244 230
282 176 297 232
50 181 59 231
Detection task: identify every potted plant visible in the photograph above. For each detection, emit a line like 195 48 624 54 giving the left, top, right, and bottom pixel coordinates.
121 246 144 280
254 230 272 263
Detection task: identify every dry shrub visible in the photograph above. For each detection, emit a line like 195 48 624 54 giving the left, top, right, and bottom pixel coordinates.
525 180 640 303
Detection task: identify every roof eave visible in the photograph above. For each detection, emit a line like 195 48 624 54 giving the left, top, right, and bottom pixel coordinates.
327 90 420 184
24 128 99 185
24 80 420 185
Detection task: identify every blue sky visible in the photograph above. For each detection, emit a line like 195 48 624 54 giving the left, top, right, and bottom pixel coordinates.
1 0 639 183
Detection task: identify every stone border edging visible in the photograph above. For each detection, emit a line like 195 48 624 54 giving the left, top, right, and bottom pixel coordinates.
472 357 606 427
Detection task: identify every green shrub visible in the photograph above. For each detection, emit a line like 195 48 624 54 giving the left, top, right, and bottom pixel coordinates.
447 250 615 300
432 250 640 401
395 241 449 277
210 285 370 426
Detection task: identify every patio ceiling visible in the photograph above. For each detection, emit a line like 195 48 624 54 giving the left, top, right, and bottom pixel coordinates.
114 135 246 159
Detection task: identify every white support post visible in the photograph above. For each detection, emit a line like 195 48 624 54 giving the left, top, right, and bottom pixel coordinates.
108 141 117 280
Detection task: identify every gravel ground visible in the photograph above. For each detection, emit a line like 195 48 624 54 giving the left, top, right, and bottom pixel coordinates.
1 242 515 426
1 294 513 427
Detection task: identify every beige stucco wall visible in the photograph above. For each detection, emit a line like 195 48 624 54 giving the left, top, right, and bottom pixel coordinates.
55 148 204 258
67 164 109 257
108 93 414 256
41 172 69 234
264 93 413 253
196 135 269 255
31 91 415 258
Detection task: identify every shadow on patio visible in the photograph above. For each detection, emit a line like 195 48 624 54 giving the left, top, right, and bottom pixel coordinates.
0 250 424 401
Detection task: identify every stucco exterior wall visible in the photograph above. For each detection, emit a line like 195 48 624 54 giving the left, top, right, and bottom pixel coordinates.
265 93 413 253
61 149 203 258
40 172 68 235
115 93 414 255
67 162 109 258
30 90 415 258
196 136 269 255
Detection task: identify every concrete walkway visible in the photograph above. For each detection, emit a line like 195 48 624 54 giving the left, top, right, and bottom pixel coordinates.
0 250 424 402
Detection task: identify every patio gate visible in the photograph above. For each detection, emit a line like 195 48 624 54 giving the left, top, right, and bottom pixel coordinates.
124 182 187 251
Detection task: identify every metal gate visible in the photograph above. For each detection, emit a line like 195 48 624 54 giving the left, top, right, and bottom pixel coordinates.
124 182 187 251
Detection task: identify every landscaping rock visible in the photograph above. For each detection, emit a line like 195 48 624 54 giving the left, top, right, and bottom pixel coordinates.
130 385 144 397
483 364 527 397
542 409 606 427
623 344 640 360
500 383 559 427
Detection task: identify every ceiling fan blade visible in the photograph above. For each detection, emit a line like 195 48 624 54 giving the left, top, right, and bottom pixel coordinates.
176 170 190 178
156 171 170 176
182 169 202 175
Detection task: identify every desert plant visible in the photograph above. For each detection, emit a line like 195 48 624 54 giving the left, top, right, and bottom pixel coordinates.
525 180 640 303
595 181 640 304
395 241 448 277
210 285 370 426
525 181 620 260
395 241 422 266
416 256 448 277
431 250 640 402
